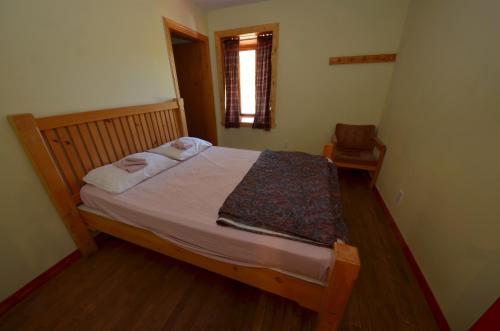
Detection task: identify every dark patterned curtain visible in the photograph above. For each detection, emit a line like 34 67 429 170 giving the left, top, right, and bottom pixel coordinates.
253 33 273 130
223 37 241 128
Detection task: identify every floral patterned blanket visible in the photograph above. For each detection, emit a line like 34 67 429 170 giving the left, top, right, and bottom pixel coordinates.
217 150 349 247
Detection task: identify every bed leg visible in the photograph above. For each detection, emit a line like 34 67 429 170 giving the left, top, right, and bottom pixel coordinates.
69 211 98 257
316 242 360 331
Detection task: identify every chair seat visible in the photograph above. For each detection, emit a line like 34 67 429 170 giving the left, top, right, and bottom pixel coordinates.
333 148 378 166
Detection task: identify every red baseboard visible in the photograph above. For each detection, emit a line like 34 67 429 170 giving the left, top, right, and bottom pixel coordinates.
470 297 500 330
0 250 81 317
0 234 108 318
373 186 451 331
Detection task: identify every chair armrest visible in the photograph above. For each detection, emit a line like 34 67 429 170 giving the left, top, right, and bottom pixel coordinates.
323 144 334 159
373 137 386 152
324 134 338 159
373 137 386 165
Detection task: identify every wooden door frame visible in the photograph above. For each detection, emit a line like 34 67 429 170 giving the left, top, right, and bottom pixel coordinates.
163 18 218 145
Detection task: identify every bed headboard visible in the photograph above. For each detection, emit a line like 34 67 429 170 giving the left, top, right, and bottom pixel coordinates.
9 99 188 206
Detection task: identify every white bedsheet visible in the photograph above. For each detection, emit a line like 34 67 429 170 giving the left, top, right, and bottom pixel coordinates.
80 146 333 284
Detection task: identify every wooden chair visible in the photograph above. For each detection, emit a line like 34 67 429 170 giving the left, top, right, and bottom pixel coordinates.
323 123 386 188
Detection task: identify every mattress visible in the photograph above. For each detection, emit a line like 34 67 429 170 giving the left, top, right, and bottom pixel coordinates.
79 146 333 284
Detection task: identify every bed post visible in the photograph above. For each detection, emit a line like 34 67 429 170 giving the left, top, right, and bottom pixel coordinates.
8 114 97 256
316 242 360 331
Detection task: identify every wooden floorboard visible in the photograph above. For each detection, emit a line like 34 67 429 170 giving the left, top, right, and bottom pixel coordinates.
0 170 439 331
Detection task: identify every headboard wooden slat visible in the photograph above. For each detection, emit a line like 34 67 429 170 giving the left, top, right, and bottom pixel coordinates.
148 113 160 147
154 112 166 142
55 127 87 183
136 114 153 149
149 112 162 145
125 116 141 151
158 112 169 141
163 112 174 140
144 113 154 145
104 119 125 159
166 112 175 140
111 118 131 156
169 111 180 137
135 114 149 149
159 112 170 141
116 118 131 154
77 123 103 168
67 125 94 173
139 113 153 148
14 99 187 206
96 121 118 162
87 122 111 164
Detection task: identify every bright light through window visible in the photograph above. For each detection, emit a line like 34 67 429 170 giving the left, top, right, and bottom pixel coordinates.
240 116 254 123
239 50 256 118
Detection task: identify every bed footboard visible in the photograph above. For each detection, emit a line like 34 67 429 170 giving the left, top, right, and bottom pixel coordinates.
81 209 360 331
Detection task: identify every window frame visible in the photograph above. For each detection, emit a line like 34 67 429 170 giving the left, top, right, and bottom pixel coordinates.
215 23 279 128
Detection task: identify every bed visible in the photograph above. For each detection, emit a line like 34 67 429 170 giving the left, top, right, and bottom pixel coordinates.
9 98 360 331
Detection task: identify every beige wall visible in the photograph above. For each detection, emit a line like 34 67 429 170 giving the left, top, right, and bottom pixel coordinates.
0 0 206 301
207 0 410 153
377 0 500 330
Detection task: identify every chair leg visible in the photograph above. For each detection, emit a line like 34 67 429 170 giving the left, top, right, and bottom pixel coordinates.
370 168 381 189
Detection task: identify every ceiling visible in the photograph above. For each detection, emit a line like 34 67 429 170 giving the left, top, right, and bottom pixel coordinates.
193 0 268 10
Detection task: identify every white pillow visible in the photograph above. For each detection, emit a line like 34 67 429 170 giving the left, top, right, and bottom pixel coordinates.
83 152 178 194
148 137 212 161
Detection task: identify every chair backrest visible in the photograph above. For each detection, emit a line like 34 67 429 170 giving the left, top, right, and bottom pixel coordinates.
334 123 376 150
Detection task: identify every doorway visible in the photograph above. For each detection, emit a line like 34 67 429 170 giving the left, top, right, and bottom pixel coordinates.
163 18 218 145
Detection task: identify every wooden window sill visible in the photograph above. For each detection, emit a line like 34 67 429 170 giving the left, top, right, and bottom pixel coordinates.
220 122 276 128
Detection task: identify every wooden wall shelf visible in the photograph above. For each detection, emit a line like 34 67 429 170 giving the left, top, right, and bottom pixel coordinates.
329 53 397 65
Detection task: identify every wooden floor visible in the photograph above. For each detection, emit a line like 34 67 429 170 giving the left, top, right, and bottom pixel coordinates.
0 170 439 331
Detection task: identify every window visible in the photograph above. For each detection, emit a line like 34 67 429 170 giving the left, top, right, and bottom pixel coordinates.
239 49 256 123
215 23 279 129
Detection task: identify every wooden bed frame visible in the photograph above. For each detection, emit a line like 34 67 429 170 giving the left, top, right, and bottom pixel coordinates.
8 98 360 331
